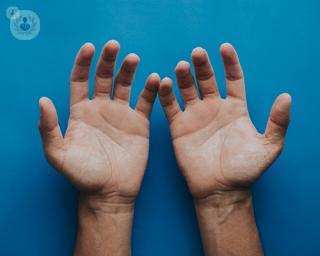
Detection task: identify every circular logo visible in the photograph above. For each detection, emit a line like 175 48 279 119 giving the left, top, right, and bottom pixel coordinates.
10 10 40 40
6 6 19 19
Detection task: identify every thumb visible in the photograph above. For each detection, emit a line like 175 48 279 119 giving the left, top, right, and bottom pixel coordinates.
264 93 291 144
38 97 64 168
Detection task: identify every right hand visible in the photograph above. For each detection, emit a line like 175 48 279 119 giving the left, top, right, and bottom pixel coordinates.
39 40 160 204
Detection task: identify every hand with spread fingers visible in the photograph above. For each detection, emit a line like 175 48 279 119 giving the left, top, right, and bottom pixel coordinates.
38 40 160 255
158 43 291 256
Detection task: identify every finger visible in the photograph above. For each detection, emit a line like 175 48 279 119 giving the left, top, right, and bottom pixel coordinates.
93 40 120 98
38 97 64 168
220 43 246 100
135 73 160 120
70 43 95 107
191 47 220 99
264 93 291 144
175 61 200 107
158 77 183 125
113 53 140 104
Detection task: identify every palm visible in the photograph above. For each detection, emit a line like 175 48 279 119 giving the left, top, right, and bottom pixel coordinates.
171 98 274 198
159 43 291 199
39 41 160 200
60 99 149 196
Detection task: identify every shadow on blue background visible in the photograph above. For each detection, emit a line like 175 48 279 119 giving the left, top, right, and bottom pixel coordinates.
0 0 319 255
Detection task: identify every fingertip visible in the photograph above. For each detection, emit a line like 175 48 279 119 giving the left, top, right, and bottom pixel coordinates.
275 93 292 111
148 72 161 84
269 93 291 129
192 47 205 55
102 40 120 57
160 77 173 95
265 93 292 144
176 60 190 68
124 53 140 68
220 42 233 52
39 96 46 106
279 93 292 104
39 98 44 113
39 97 47 113
39 97 53 111
82 43 95 56
150 72 160 79
38 97 58 130
191 47 208 65
127 53 140 60
146 73 161 91
175 61 190 76
105 39 120 50
74 43 95 67
84 42 94 47
161 77 173 85
274 94 292 124
220 43 237 59
39 96 50 103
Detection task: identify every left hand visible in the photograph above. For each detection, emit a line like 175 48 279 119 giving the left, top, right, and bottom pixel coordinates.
158 43 291 203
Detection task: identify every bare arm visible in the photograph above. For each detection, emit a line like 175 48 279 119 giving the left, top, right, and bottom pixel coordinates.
74 195 134 256
38 40 160 255
195 192 262 255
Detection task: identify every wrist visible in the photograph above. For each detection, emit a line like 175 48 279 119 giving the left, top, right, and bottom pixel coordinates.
194 193 263 256
79 193 135 215
75 194 135 256
194 189 252 209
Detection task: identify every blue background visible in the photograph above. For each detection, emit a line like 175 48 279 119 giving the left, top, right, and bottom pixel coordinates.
0 0 319 255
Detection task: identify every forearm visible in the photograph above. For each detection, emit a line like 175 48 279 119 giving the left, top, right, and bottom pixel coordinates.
195 191 263 256
74 194 135 256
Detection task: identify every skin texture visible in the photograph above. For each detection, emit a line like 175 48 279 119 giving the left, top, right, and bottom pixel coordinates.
158 43 291 255
39 40 160 255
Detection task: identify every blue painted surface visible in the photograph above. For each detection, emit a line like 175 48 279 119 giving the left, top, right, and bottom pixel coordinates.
0 0 319 255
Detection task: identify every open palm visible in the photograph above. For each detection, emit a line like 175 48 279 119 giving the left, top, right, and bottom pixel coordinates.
39 41 160 202
159 43 291 200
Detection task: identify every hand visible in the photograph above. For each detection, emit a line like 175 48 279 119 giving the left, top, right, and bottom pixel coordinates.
39 40 160 204
158 43 291 204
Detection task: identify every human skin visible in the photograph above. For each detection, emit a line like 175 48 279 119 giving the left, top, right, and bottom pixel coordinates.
38 40 160 255
158 43 291 255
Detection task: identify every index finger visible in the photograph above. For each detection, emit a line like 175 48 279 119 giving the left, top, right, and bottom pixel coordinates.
220 43 246 101
70 43 95 107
